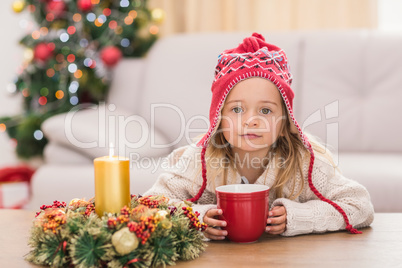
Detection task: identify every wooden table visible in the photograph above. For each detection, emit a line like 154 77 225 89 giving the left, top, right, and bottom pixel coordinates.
1 210 401 268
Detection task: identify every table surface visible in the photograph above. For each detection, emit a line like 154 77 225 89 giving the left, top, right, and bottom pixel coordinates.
1 210 401 268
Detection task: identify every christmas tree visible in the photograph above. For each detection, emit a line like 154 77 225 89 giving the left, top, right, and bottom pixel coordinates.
1 0 163 159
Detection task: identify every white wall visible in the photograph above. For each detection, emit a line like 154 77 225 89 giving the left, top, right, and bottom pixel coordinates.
378 0 402 31
0 0 28 165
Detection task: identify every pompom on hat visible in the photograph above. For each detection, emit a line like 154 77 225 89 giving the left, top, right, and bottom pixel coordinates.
188 33 362 234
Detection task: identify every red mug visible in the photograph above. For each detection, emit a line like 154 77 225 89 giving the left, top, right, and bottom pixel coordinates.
216 184 269 243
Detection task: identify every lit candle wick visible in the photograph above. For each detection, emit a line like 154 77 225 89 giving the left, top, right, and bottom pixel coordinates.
109 143 114 158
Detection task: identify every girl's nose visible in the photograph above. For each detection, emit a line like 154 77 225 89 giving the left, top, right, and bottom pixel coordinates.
244 114 259 127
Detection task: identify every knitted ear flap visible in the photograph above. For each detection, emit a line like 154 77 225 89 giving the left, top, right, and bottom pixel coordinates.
304 145 362 234
187 146 207 203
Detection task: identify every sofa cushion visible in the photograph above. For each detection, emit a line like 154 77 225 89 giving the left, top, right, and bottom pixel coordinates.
138 32 302 149
338 152 402 212
298 31 402 153
43 142 92 165
106 58 145 114
41 104 171 160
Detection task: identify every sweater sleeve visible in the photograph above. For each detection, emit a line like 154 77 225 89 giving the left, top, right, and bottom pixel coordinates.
272 157 375 236
143 146 217 224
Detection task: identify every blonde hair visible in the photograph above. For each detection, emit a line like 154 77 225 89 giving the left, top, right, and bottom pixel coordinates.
194 100 337 200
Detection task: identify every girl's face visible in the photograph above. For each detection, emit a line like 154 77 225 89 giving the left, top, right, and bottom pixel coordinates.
220 77 285 154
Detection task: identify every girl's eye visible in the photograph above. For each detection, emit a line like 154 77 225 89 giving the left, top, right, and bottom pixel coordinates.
232 107 243 113
261 108 271 115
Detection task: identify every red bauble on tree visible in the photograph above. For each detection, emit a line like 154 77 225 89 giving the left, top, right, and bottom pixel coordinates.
100 46 122 67
33 43 54 62
46 0 67 18
77 0 92 12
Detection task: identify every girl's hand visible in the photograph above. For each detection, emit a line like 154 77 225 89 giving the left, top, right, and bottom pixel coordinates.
203 209 228 240
265 206 287 235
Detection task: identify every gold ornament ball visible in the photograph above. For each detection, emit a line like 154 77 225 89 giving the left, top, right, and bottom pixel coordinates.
23 48 34 62
12 0 25 13
161 219 172 230
155 210 168 221
135 10 148 28
112 227 139 255
151 8 165 24
68 198 83 207
137 26 150 39
79 69 88 83
51 20 67 30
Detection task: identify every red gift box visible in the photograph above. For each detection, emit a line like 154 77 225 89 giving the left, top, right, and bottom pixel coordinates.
0 166 35 209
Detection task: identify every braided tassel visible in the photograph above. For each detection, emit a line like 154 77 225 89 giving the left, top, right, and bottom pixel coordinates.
306 145 362 234
187 146 208 203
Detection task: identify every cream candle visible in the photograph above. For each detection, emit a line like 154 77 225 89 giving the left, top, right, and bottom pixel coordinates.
94 144 130 217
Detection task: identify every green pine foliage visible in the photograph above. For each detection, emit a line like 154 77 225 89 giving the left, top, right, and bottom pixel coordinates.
26 228 69 266
149 234 178 268
172 217 207 261
113 244 154 268
15 114 48 158
70 229 113 267
26 196 207 267
1 0 158 158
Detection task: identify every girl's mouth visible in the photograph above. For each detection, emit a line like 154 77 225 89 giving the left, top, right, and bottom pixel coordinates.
241 134 262 139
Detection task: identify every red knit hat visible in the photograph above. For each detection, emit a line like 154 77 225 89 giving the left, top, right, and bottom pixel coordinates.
188 33 361 234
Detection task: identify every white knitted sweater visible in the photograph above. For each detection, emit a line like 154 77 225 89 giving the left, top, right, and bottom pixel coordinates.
144 145 374 236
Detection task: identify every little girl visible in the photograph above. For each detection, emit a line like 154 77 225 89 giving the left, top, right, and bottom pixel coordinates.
144 33 374 239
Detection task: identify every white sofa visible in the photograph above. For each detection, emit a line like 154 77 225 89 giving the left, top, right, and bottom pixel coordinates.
28 30 402 212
